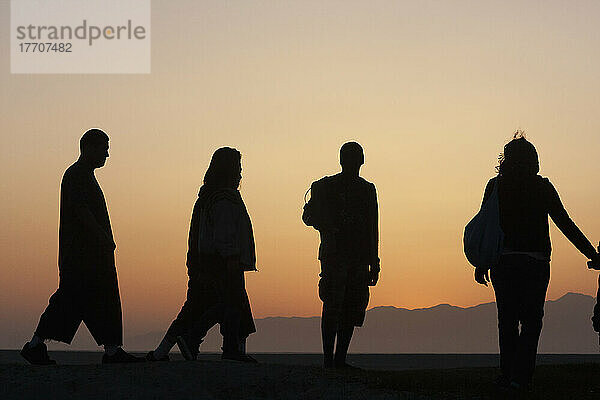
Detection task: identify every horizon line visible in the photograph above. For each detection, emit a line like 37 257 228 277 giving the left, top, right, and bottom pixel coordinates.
245 291 596 321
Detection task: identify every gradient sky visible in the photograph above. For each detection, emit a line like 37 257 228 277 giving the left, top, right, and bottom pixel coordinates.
1 0 600 341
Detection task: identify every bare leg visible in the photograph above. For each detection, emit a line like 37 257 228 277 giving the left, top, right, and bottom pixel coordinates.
334 325 354 367
321 310 336 368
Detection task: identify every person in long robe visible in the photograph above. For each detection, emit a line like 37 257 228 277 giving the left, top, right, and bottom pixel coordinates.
21 128 141 364
147 147 257 362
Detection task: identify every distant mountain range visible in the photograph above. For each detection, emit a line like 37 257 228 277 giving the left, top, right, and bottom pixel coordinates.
38 292 599 353
128 292 599 353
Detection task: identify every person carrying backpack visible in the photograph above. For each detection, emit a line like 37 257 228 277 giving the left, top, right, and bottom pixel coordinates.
302 142 380 369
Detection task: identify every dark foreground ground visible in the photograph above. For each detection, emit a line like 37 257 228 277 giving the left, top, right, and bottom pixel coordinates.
1 352 599 399
3 351 600 369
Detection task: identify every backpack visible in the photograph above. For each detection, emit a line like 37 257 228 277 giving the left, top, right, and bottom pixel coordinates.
302 186 315 227
463 179 504 269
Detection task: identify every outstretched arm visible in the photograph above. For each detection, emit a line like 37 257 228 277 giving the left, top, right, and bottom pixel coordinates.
546 181 597 260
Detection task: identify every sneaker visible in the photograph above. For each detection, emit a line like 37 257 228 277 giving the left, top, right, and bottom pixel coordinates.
20 342 56 365
102 348 144 364
176 335 199 361
221 351 259 363
146 351 170 362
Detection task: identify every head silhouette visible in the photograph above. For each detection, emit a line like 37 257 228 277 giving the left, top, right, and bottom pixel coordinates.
79 128 109 169
204 147 242 190
340 142 364 175
498 132 539 178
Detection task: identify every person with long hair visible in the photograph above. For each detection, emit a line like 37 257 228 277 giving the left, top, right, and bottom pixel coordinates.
474 132 600 390
148 147 257 362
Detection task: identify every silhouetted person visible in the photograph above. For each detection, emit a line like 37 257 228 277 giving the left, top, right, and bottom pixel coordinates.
21 129 142 364
147 147 257 362
474 133 600 390
591 243 600 339
302 142 380 369
593 275 600 339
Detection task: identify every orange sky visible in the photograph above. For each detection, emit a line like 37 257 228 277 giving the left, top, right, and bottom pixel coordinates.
1 1 600 339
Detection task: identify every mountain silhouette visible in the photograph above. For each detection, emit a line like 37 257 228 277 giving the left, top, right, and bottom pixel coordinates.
31 293 596 353
124 292 597 353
